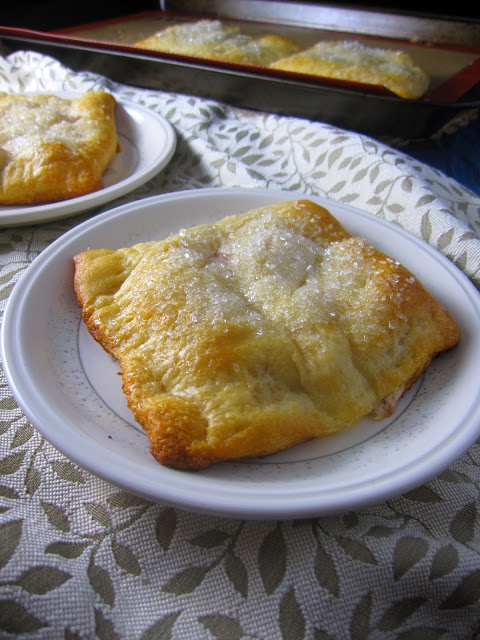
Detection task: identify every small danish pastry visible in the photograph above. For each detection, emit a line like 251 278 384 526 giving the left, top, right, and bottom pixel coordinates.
270 40 429 99
135 19 301 66
0 91 118 205
74 200 459 470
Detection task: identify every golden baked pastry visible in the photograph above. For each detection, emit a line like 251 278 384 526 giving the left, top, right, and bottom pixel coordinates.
74 200 459 470
134 19 301 66
0 91 118 205
270 40 430 99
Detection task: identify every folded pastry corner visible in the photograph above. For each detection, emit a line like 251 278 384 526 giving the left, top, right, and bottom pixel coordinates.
74 200 459 469
0 91 119 205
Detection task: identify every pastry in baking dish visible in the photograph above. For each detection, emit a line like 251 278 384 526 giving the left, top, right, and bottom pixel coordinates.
270 40 430 99
0 91 118 205
74 200 459 470
134 19 301 66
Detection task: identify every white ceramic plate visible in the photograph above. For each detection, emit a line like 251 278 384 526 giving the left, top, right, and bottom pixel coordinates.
0 95 176 225
3 188 480 519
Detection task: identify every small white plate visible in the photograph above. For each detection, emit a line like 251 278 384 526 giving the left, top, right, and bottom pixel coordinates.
0 95 176 225
3 188 480 519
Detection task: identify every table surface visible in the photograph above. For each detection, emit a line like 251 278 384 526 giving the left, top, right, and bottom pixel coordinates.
401 113 480 198
0 48 479 640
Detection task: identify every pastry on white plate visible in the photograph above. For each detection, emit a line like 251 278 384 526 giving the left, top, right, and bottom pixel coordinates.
0 91 118 205
74 199 459 470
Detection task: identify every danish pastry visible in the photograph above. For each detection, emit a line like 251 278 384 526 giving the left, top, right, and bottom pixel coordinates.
134 19 301 66
270 40 429 99
0 91 118 205
74 200 459 470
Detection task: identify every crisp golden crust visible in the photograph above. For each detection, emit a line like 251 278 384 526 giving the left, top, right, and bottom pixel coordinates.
134 19 301 66
270 40 429 99
0 91 118 205
74 200 459 470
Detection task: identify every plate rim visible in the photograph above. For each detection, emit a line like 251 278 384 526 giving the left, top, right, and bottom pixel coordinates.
0 94 176 225
2 187 480 519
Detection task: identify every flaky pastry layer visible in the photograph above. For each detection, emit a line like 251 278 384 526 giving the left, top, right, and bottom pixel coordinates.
0 91 118 205
74 200 459 469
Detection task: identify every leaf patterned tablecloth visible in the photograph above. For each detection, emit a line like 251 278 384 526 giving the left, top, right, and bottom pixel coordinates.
1 49 480 640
